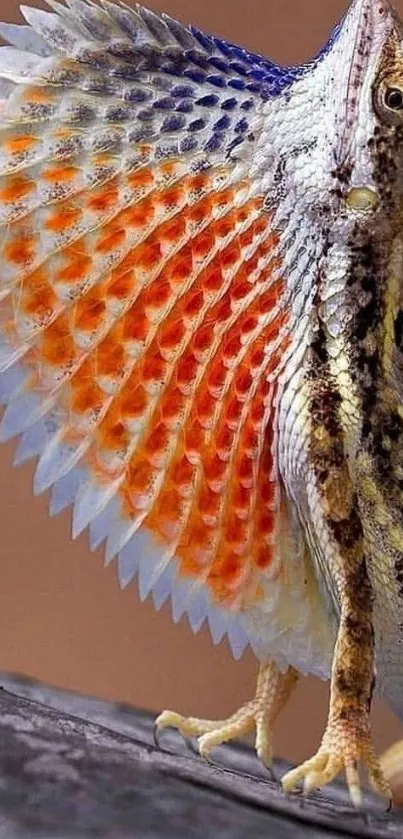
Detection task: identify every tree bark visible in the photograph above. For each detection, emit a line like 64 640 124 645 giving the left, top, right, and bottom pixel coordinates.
0 672 401 839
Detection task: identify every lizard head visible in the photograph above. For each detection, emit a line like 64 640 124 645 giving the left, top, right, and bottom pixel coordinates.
322 0 403 219
370 7 403 221
260 0 403 227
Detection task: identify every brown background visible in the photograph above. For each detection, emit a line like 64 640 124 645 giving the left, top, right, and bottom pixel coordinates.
0 0 403 765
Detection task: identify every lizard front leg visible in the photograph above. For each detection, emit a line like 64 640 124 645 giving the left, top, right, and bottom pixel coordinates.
282 524 391 806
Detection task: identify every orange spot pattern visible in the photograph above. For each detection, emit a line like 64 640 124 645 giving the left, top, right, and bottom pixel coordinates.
4 135 38 155
1 157 288 609
0 175 35 202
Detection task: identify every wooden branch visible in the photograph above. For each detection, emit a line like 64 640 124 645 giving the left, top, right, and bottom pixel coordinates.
0 672 401 838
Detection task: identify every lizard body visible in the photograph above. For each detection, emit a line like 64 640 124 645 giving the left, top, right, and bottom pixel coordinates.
0 0 402 804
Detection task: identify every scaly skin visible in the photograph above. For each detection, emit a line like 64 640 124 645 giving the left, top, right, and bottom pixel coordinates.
1 0 403 807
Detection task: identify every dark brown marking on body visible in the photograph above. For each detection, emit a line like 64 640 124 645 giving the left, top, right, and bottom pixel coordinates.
394 309 403 349
307 227 377 721
329 508 363 550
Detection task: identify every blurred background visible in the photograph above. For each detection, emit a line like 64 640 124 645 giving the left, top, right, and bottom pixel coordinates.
0 0 403 769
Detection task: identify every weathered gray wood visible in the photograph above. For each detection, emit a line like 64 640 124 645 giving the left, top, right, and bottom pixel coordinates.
0 672 402 839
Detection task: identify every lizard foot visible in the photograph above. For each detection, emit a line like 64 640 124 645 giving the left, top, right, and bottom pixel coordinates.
155 661 298 768
282 713 392 807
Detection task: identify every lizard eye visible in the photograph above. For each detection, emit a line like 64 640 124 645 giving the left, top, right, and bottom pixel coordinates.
384 87 403 111
374 82 403 124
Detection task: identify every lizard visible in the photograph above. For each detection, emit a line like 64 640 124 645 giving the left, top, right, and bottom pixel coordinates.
0 0 401 807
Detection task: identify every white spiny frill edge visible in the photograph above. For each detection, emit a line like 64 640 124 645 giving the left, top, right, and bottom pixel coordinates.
0 360 250 660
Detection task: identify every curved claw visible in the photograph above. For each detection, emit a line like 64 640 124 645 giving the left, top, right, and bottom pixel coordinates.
153 711 186 751
184 735 202 757
153 719 168 751
154 717 207 760
198 733 216 762
281 727 392 809
282 752 327 796
264 763 278 783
